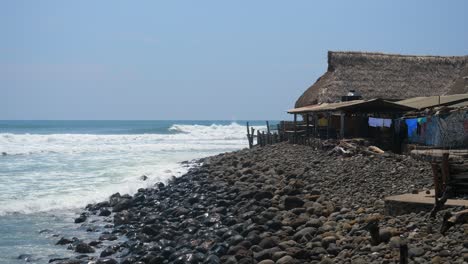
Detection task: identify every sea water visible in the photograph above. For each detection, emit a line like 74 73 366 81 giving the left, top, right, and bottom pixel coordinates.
0 120 269 264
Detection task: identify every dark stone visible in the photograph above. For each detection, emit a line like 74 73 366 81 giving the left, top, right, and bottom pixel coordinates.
75 242 95 253
74 214 87 223
254 191 273 201
99 233 118 241
284 196 304 210
100 247 116 258
56 237 73 245
112 199 132 212
99 209 112 216
96 258 118 264
204 254 220 264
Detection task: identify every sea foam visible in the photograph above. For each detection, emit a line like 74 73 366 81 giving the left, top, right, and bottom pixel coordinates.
0 122 264 215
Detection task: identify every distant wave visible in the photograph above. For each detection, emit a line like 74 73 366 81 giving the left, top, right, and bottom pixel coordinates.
0 123 264 156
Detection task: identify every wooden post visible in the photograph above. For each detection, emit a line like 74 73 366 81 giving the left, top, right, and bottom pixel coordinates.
314 113 318 137
305 113 310 139
399 239 408 264
266 121 270 145
293 113 297 144
251 127 255 146
246 122 252 149
340 112 345 139
441 152 450 192
257 130 261 146
431 162 440 200
326 112 331 139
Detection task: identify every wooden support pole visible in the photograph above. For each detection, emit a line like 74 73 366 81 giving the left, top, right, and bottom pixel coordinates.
314 113 318 137
293 113 297 144
432 162 441 200
340 112 345 139
306 113 310 139
441 152 450 192
326 112 331 139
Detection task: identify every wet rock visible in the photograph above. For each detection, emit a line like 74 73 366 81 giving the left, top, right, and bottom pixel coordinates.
56 237 73 245
96 258 118 264
74 214 87 223
99 208 112 217
74 242 95 253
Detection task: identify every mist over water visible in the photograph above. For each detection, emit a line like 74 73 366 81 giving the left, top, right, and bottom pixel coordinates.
0 120 268 264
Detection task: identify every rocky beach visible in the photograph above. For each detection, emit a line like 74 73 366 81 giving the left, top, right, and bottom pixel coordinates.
51 143 468 264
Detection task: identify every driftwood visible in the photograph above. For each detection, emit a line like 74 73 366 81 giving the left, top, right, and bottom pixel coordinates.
368 145 385 154
338 141 385 156
441 209 468 234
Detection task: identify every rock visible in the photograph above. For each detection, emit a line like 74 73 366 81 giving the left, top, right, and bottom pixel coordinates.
74 214 87 223
100 247 116 257
388 236 401 248
254 247 281 261
276 255 294 264
321 236 336 248
408 247 425 258
56 237 73 245
254 191 273 201
99 233 118 241
112 198 132 212
258 260 274 264
259 237 277 249
99 208 112 216
74 242 95 253
96 258 118 264
292 227 316 242
284 196 304 210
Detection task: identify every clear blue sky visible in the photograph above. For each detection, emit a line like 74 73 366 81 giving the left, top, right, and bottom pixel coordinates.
2 0 468 120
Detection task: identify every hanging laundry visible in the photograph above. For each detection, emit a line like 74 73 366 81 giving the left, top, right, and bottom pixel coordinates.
383 119 392 128
405 119 418 137
368 117 383 127
368 117 392 128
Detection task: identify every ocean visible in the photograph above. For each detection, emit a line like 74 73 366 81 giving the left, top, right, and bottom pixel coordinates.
0 120 269 264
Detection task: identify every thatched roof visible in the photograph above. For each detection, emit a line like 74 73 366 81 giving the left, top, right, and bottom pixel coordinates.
295 51 468 108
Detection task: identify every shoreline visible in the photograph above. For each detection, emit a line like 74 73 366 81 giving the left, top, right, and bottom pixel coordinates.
51 143 467 264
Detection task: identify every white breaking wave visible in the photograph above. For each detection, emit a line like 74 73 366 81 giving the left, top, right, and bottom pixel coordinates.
0 123 261 156
0 123 265 215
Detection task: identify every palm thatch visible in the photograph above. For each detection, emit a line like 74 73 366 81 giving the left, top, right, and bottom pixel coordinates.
295 51 468 108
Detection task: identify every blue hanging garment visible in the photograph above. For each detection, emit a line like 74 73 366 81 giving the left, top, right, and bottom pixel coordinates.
405 119 418 138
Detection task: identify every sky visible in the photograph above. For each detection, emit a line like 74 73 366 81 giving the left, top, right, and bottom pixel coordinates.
1 0 468 120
